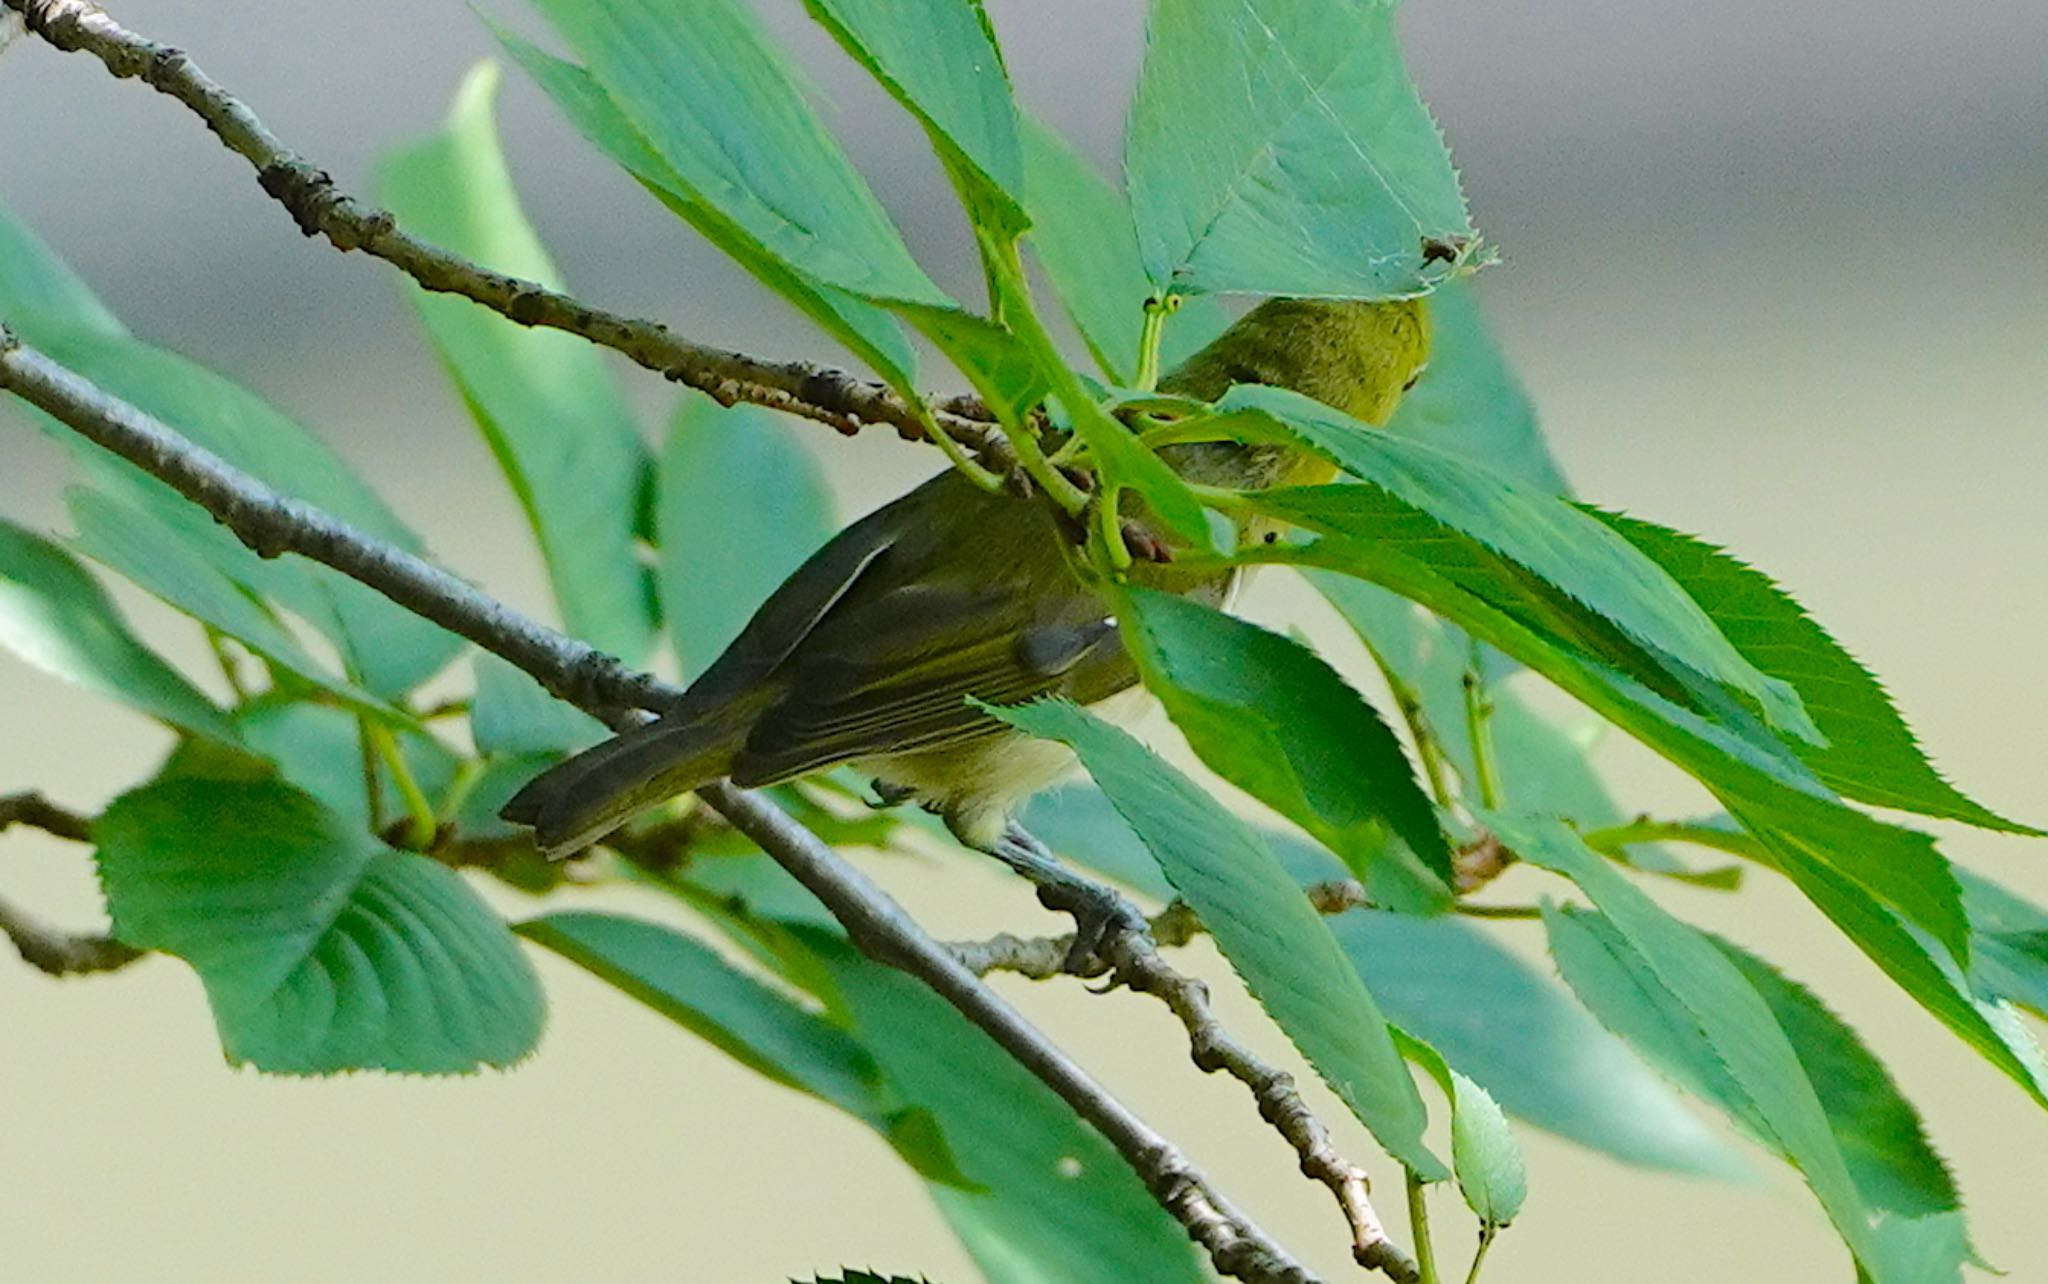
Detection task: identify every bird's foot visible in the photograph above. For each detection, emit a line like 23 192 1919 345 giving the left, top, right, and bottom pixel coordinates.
989 823 1150 976
867 778 917 810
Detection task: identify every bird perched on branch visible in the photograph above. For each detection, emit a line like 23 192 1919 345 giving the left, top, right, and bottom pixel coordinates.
502 297 1430 942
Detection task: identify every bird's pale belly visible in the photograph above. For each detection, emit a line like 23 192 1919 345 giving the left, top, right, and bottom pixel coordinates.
855 684 1156 849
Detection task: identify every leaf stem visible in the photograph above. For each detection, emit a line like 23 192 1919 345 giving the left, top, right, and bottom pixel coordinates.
1407 1169 1442 1284
1460 656 1504 812
365 722 435 848
1579 817 1767 862
1463 1226 1497 1284
436 757 487 826
1379 661 1455 810
204 625 249 703
1133 294 1176 392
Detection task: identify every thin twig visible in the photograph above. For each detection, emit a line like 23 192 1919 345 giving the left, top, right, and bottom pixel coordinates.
0 330 1319 1284
0 791 94 844
2 0 1004 460
0 892 142 975
953 879 1418 1282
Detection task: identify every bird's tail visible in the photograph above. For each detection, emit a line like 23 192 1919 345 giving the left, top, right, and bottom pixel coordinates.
499 705 751 859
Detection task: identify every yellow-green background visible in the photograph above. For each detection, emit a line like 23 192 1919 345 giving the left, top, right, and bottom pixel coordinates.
3 1 2044 1279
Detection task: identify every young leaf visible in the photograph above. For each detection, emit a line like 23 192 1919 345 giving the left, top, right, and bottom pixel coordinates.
490 28 921 391
1017 118 1230 383
1116 585 1454 907
1228 383 1817 742
1126 0 1473 299
377 63 656 661
1393 1032 1526 1228
1548 906 1971 1280
1591 510 2034 835
987 697 1444 1178
0 516 236 743
658 393 838 678
1506 818 1921 1282
96 776 543 1074
523 0 949 307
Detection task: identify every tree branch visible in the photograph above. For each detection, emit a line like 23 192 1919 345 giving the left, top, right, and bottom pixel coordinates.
0 327 1325 1284
0 893 142 975
0 791 95 844
2 0 1004 460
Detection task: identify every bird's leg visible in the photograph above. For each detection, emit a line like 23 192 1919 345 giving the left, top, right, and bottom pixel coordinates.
987 821 1151 975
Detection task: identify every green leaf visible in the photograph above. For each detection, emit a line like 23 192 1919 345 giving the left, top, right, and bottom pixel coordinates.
657 392 838 678
471 652 607 758
1548 905 1970 1280
1393 1032 1526 1226
1264 529 2025 1091
490 28 920 390
1116 586 1453 908
802 928 1207 1284
1386 279 1568 494
1228 383 1817 743
1512 817 1955 1283
517 910 976 1178
1958 869 2048 1019
1330 908 1746 1177
65 487 416 728
524 0 948 307
377 63 656 660
96 776 543 1074
1591 510 2034 835
0 516 236 742
803 0 1026 230
1125 0 1473 299
986 697 1443 1177
1017 118 1229 383
235 699 460 834
0 203 128 340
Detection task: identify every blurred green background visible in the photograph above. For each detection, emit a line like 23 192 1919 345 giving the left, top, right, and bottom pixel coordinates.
2 1 2044 1280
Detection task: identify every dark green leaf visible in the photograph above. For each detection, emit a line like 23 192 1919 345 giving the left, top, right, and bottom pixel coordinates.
986 698 1443 1177
377 64 656 660
524 0 948 306
1117 586 1453 908
491 29 920 390
1229 383 1815 742
1547 905 1970 1280
1017 117 1229 383
97 776 542 1073
1592 510 2033 835
657 392 838 678
0 516 236 742
802 928 1207 1284
1126 0 1473 298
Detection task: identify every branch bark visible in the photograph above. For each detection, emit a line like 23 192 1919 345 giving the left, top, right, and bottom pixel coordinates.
0 326 1326 1284
2 0 1004 460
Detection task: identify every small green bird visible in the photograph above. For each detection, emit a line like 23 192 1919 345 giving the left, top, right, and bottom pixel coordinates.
502 297 1430 902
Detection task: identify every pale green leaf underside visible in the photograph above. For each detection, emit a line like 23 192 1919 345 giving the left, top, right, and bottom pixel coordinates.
1126 0 1473 298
